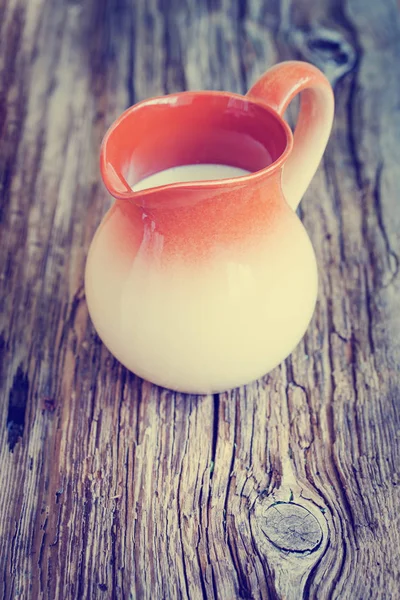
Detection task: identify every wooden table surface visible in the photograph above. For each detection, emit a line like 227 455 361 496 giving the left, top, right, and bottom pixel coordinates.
1 0 400 598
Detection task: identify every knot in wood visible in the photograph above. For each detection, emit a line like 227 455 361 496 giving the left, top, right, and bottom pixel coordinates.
261 502 323 553
288 26 357 85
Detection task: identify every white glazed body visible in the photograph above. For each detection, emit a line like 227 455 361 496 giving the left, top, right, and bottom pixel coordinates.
85 188 318 394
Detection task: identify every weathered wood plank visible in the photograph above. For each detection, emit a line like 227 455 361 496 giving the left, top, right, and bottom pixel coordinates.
0 0 399 598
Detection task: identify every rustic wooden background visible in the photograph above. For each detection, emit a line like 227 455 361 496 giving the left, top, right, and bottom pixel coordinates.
1 0 399 598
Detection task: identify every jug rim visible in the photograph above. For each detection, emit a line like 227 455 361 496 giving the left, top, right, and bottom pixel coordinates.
100 90 294 200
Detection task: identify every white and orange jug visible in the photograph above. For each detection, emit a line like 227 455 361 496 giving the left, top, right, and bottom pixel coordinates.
85 61 334 393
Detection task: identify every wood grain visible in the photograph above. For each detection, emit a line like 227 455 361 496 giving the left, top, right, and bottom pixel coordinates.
1 0 399 598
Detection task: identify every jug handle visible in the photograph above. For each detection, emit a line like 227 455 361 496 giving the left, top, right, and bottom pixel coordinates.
247 61 334 211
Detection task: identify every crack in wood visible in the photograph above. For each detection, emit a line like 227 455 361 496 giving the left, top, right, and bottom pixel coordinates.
7 365 29 452
373 163 400 289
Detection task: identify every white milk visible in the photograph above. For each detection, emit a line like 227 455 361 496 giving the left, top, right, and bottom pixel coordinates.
131 164 250 191
85 164 318 393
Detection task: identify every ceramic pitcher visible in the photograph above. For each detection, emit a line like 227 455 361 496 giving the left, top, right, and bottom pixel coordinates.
85 61 334 393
